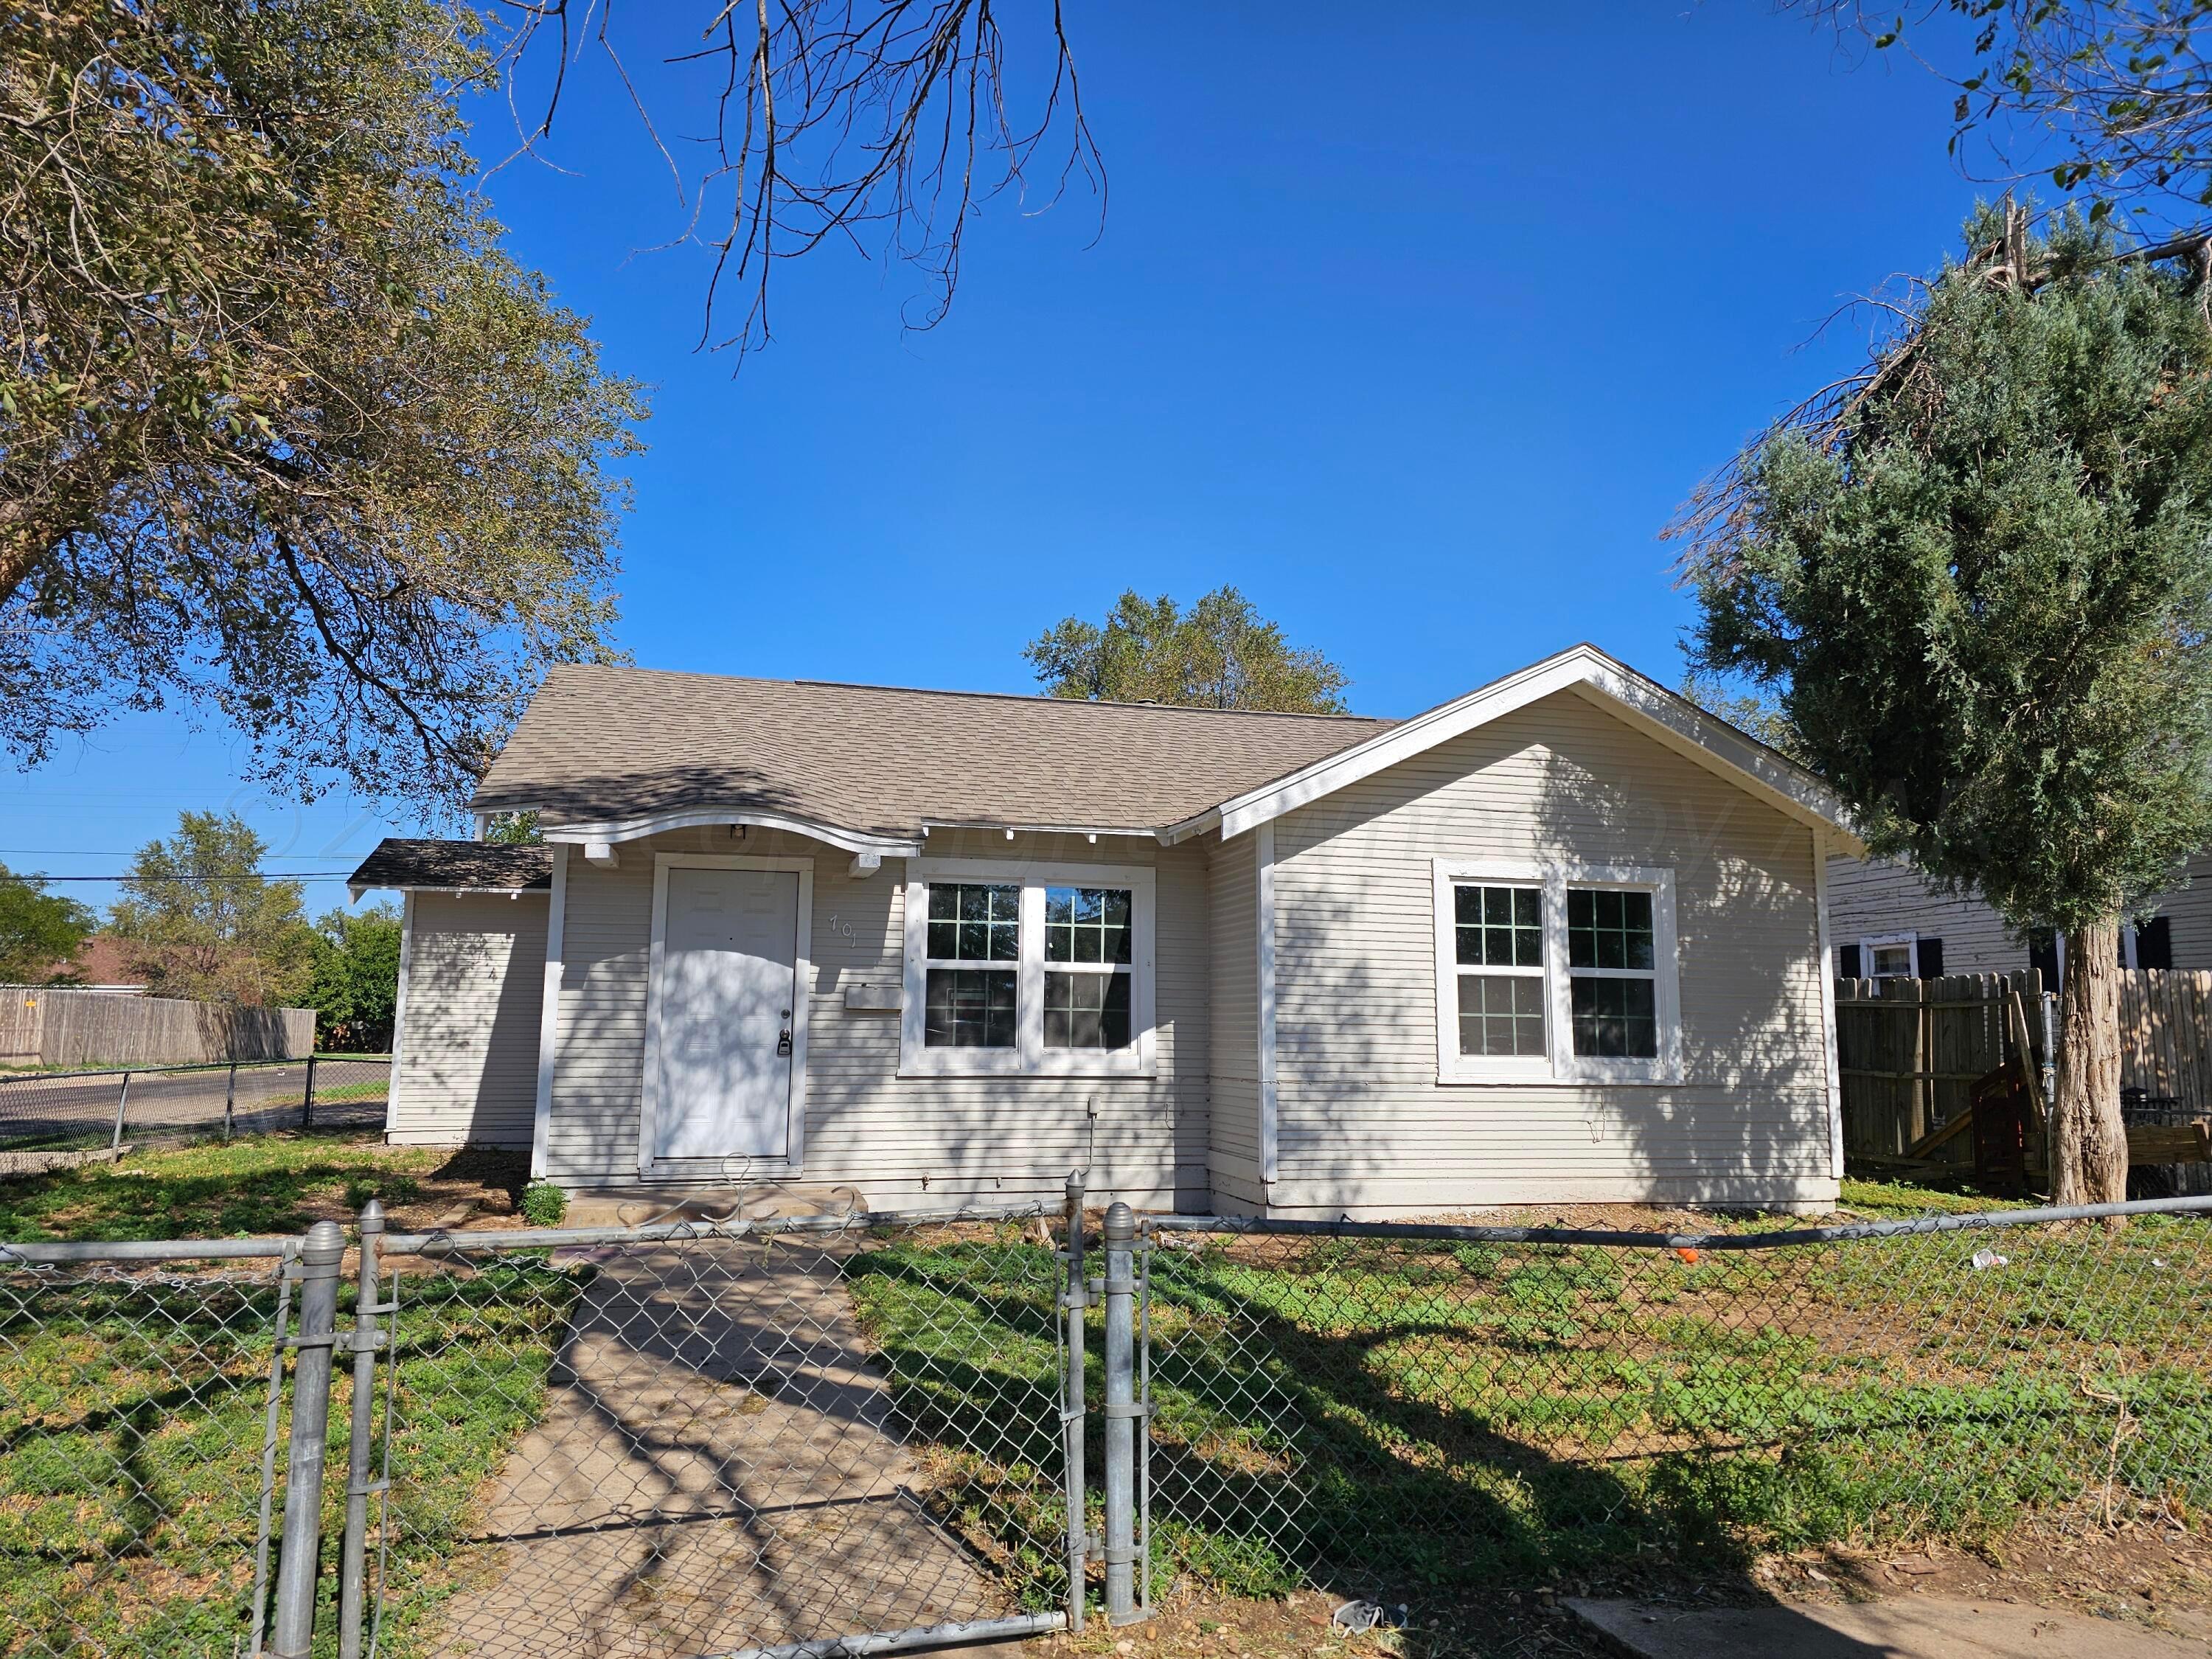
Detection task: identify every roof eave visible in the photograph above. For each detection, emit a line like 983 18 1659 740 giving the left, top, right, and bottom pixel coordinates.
1192 644 1864 851
540 806 925 859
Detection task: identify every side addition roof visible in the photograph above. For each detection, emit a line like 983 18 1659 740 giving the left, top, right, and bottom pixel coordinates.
347 838 554 899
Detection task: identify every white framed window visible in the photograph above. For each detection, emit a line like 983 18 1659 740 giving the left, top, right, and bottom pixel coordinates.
1860 933 1917 979
1433 859 1682 1085
901 858 1156 1077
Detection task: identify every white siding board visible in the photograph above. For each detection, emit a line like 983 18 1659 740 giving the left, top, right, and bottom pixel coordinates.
1206 830 1263 1206
544 825 1211 1207
1266 689 1834 1214
388 893 546 1146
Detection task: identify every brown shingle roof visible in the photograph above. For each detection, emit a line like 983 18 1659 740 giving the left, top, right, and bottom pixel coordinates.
348 838 554 892
470 665 1391 835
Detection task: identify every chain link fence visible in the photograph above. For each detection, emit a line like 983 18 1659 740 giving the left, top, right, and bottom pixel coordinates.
0 1206 1074 1659
0 1055 390 1158
3 1190 2208 1658
0 1238 302 1658
1135 1200 2212 1609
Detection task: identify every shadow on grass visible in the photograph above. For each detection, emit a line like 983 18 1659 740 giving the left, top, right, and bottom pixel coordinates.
0 1134 531 1244
846 1229 2212 1612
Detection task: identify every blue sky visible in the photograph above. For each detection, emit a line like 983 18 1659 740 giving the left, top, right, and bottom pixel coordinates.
7 3 1992 919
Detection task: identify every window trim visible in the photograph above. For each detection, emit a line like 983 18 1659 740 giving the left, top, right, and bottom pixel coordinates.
900 858 1158 1078
1859 932 1919 979
1432 858 1682 1086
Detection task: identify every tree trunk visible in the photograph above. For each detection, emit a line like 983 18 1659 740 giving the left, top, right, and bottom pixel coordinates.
2052 919 2129 1206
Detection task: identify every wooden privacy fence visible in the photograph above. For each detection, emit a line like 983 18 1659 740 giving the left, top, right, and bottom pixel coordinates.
1839 970 2212 1192
1835 971 2050 1162
2118 970 2212 1102
0 987 315 1068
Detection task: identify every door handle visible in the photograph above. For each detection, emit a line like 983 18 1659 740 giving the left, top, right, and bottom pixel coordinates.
776 1027 793 1057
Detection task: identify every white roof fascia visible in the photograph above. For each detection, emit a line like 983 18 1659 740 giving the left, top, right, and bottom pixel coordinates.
920 821 1157 839
542 807 924 860
1173 645 1860 849
1155 809 1220 847
349 883 550 901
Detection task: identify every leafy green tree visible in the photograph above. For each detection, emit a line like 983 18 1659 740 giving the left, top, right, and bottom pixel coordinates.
1025 588 1352 713
109 813 316 1006
0 861 94 983
1804 2 2212 219
1679 207 2212 1205
484 810 543 846
2 0 643 809
304 905 403 1051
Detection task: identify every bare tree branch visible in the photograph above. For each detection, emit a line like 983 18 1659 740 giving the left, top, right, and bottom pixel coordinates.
487 0 1103 360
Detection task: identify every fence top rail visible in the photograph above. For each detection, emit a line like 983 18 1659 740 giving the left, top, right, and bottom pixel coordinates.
0 1054 391 1085
1142 1193 2212 1251
0 1234 302 1266
379 1200 1052 1257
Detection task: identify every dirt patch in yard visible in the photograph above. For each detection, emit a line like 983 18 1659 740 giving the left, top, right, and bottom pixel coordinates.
296 1144 532 1238
1036 1514 2212 1658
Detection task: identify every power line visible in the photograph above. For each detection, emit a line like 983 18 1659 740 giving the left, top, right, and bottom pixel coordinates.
15 872 355 883
0 849 361 860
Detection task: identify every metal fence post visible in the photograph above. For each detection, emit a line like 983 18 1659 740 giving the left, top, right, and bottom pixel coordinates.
225 1061 238 1141
109 1070 130 1151
1062 1174 1088 1635
271 1219 345 1659
337 1200 385 1659
1102 1201 1141 1625
301 1053 318 1130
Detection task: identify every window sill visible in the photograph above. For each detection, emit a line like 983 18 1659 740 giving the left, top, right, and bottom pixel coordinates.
900 1054 1156 1082
1435 1068 1686 1088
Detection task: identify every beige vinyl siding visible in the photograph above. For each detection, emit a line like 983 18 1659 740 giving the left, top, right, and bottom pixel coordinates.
1206 828 1264 1209
389 892 546 1147
543 827 1211 1206
1829 850 2212 974
1266 686 1835 1215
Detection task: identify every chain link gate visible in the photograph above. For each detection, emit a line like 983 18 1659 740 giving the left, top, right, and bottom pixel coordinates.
355 1203 1079 1658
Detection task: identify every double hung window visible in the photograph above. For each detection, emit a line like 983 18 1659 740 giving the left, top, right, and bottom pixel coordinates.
903 860 1155 1076
1434 860 1680 1083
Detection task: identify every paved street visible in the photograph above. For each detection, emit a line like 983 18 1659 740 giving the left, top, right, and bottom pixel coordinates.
0 1059 388 1147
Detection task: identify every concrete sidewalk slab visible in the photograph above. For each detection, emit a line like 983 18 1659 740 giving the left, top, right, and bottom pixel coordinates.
424 1237 1014 1659
1568 1596 2212 1658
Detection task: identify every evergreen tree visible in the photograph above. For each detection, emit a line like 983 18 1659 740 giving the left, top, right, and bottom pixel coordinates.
1681 207 2212 1204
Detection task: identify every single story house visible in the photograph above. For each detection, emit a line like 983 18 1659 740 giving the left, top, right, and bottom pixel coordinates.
1827 853 2212 987
349 644 1862 1216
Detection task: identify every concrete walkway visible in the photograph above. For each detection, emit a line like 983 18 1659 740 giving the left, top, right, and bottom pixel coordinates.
1571 1597 2212 1658
425 1238 1013 1659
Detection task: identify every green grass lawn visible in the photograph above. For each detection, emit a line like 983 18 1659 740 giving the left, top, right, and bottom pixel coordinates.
1 1133 566 1655
0 1251 581 1658
0 1132 507 1244
7 1161 2203 1650
849 1207 2212 1609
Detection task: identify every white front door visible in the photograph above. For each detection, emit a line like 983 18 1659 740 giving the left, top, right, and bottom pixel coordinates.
651 866 799 1161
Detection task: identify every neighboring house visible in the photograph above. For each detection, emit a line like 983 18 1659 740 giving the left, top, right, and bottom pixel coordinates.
41 933 151 994
349 644 1862 1217
1827 854 2212 986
